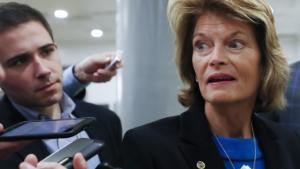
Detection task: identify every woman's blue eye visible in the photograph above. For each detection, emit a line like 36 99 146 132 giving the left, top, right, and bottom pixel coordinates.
228 40 244 49
195 41 209 50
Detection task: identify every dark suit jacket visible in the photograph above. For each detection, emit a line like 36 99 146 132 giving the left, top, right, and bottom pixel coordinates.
121 103 300 169
0 96 122 168
262 61 300 126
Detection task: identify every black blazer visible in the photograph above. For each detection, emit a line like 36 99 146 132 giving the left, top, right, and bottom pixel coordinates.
0 96 122 168
259 61 300 132
121 103 300 169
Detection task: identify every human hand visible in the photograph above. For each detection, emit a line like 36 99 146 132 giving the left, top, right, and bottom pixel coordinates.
19 153 87 169
74 52 122 83
0 123 32 160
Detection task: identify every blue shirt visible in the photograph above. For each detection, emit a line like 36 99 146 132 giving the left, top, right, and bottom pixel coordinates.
11 93 100 169
63 65 89 97
213 136 265 169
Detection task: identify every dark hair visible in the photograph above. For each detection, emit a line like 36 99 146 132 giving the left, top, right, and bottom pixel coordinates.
0 2 54 41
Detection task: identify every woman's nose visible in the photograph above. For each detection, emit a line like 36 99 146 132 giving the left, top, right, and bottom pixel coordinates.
209 46 228 67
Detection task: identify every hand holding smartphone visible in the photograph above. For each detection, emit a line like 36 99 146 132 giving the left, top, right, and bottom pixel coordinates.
0 117 95 141
41 138 103 169
105 50 123 70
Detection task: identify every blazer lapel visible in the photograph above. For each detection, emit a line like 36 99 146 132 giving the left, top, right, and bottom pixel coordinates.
0 96 27 127
72 109 106 141
0 97 50 162
72 108 107 159
178 104 225 169
253 115 293 169
178 143 225 169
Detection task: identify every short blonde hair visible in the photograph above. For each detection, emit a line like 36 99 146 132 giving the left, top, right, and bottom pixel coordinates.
167 0 288 112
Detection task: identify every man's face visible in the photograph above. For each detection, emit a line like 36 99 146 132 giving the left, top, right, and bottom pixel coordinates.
0 21 63 109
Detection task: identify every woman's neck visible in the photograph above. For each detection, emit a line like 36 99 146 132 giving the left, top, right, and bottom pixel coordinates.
205 102 253 138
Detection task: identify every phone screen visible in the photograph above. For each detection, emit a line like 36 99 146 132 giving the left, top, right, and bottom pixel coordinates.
1 119 83 136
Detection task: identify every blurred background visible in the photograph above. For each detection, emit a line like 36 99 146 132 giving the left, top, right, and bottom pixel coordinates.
0 0 300 132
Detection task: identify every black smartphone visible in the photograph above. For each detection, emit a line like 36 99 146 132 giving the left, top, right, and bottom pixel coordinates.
41 138 104 169
0 117 95 141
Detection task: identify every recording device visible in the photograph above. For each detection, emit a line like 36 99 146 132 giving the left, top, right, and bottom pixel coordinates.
41 138 103 169
0 117 95 141
105 50 122 70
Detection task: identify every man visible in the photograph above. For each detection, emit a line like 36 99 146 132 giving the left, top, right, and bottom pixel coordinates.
0 34 120 162
0 2 122 168
0 52 121 160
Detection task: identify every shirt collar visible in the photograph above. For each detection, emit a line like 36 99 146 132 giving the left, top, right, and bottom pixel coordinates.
10 93 76 120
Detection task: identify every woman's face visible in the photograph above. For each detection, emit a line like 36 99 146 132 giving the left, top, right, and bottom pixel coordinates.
192 11 261 106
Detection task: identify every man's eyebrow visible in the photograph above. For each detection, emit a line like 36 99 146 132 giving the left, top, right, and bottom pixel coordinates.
39 43 57 50
4 43 56 66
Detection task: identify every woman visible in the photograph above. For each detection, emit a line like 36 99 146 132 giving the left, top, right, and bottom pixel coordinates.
121 0 300 169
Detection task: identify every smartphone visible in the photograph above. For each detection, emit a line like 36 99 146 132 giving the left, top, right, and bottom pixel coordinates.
0 117 95 141
41 138 104 169
105 50 122 70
